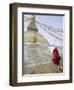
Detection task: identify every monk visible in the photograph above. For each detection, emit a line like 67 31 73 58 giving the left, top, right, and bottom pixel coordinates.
52 47 61 65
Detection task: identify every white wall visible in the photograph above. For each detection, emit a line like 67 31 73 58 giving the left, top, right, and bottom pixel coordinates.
0 0 74 90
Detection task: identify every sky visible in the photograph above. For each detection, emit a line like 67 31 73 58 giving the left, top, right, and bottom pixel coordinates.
24 14 64 46
35 15 63 29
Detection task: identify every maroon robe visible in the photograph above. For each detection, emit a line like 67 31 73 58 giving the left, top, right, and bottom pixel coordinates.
52 47 60 65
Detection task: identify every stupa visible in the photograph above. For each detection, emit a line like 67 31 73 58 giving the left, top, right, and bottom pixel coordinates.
24 15 49 46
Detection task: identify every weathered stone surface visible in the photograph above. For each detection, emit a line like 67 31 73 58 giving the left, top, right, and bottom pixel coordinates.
24 44 63 74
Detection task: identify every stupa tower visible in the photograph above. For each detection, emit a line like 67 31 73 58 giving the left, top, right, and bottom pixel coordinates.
27 15 38 32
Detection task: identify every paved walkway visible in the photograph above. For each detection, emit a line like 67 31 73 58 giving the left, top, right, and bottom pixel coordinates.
23 44 63 74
